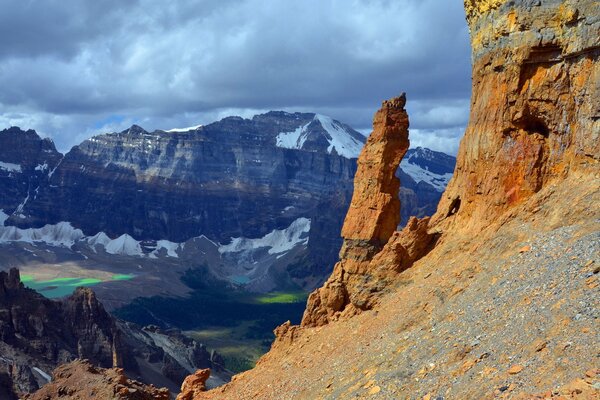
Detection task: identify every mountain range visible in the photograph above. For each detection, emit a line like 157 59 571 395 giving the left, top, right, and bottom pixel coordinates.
0 113 455 299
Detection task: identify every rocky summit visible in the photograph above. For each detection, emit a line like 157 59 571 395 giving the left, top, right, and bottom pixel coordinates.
172 0 599 398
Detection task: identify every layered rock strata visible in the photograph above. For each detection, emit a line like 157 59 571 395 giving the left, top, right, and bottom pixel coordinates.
300 94 435 327
432 0 600 233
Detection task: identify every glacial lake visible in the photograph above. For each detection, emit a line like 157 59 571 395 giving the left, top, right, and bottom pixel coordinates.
21 273 135 298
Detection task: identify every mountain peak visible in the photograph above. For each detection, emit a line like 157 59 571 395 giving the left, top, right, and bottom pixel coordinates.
122 124 148 135
275 113 365 158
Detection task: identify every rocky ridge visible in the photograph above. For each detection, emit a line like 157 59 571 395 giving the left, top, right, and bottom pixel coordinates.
0 268 124 396
23 359 170 400
0 268 226 397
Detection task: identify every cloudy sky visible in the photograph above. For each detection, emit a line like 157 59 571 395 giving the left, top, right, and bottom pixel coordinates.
0 0 471 154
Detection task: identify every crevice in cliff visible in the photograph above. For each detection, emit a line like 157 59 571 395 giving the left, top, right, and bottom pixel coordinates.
446 196 461 217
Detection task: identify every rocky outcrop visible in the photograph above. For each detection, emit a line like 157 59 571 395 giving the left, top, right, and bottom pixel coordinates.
177 369 211 400
23 359 170 400
117 322 230 391
431 0 600 233
0 268 124 396
0 269 226 397
300 94 436 327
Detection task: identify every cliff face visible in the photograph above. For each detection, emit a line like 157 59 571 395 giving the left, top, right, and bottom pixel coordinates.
15 115 359 246
0 128 62 216
432 0 599 233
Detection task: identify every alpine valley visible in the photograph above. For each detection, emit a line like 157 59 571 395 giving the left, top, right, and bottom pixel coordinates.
0 112 454 396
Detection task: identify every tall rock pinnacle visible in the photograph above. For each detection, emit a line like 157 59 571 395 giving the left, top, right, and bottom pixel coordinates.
299 94 434 328
341 94 409 247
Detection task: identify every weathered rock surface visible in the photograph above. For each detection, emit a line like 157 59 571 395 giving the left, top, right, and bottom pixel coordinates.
431 0 600 233
177 369 211 400
0 269 227 397
0 127 62 216
23 359 170 400
0 268 124 396
341 94 409 245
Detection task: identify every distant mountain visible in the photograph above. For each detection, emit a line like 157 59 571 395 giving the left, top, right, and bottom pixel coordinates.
0 117 455 295
397 147 456 225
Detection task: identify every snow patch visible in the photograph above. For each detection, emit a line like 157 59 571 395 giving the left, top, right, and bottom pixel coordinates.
0 222 84 247
87 232 112 252
315 114 363 158
400 159 453 192
35 162 49 172
150 240 180 258
32 367 52 382
105 234 143 256
0 210 8 226
275 115 363 158
219 217 310 255
166 124 203 133
0 161 21 173
276 123 311 150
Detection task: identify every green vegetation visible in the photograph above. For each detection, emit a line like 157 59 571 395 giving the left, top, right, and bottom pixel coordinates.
114 267 308 373
21 274 135 298
252 291 307 304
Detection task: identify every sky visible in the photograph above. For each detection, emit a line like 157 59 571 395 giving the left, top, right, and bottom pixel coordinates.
0 0 471 154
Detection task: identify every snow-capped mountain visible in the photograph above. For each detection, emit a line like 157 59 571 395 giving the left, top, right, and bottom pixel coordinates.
400 147 456 192
275 114 365 158
0 119 455 293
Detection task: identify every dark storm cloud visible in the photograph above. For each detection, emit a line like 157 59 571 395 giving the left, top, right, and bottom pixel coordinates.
0 0 471 153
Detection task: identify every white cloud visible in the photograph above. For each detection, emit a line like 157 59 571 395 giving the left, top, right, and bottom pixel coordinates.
0 0 471 154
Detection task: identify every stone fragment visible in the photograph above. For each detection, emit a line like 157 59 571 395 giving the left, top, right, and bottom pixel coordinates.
508 365 524 375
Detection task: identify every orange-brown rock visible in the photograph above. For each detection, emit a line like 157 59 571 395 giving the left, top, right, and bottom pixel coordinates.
430 0 600 234
23 359 170 400
341 93 409 246
301 96 436 327
177 1 600 398
177 369 211 400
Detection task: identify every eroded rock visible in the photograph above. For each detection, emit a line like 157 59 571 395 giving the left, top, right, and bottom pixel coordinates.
177 369 211 400
23 359 170 400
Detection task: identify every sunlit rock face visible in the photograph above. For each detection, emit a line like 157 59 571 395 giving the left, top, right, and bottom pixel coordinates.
432 0 600 233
